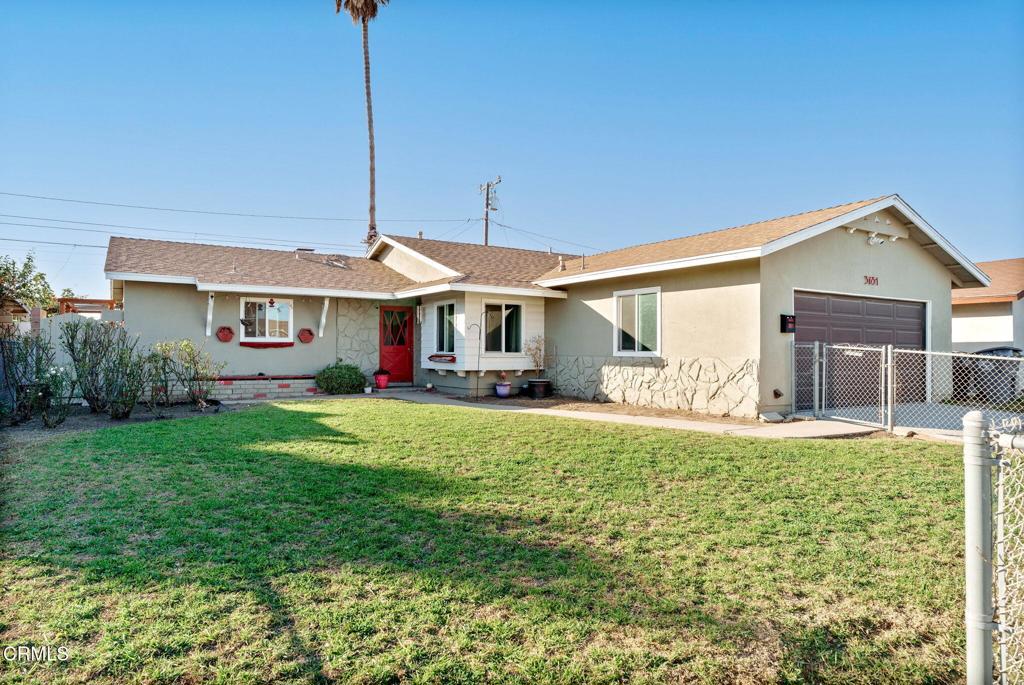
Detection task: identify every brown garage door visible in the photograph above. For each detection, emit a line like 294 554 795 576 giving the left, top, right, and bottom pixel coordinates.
794 291 926 411
794 291 925 348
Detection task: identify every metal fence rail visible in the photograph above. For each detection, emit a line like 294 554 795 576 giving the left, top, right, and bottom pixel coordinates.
795 343 1024 433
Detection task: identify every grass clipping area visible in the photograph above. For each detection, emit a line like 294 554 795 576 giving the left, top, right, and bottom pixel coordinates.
1 399 964 684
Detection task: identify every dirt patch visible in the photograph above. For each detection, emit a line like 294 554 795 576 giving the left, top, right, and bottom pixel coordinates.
0 402 241 449
459 394 758 425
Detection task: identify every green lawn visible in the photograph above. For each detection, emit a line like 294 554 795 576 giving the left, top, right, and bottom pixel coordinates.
1 399 964 684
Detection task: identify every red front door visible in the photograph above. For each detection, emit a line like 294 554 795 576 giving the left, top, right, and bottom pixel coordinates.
379 306 414 382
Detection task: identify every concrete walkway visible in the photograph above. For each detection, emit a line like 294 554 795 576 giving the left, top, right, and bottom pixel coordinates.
373 390 878 440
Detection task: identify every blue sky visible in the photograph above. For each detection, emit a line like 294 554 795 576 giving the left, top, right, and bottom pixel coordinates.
2 1 1022 296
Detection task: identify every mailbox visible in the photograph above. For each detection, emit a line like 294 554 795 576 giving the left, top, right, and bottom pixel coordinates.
780 314 796 333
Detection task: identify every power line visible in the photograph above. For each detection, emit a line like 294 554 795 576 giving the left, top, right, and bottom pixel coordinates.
0 191 474 223
0 216 365 251
0 237 107 248
489 220 600 252
434 218 482 241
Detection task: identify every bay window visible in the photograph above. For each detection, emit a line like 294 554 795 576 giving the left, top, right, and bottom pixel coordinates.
614 287 659 356
484 303 522 353
240 297 293 341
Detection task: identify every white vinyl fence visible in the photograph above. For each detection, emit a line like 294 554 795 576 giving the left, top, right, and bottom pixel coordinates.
794 343 1024 433
963 413 1024 684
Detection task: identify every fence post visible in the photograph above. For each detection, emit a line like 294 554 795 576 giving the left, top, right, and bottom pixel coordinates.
812 341 821 418
963 410 994 684
790 341 796 416
886 345 895 433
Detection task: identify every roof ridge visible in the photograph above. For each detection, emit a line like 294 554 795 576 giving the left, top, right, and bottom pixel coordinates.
566 195 892 261
387 234 574 258
108 235 360 259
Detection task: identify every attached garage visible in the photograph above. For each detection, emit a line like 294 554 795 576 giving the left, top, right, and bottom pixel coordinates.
794 291 925 349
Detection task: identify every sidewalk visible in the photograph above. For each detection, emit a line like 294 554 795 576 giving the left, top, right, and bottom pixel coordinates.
377 390 878 440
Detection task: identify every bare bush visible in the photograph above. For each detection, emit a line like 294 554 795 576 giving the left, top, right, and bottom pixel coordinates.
154 339 226 410
524 335 546 376
102 328 152 420
0 325 75 427
60 319 115 413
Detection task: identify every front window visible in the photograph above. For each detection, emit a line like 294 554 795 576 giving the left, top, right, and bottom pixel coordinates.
240 297 293 341
484 303 522 353
436 302 455 353
614 287 659 356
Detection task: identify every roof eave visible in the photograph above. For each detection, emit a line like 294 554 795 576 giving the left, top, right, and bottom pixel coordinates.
534 194 989 289
533 247 762 287
107 272 566 300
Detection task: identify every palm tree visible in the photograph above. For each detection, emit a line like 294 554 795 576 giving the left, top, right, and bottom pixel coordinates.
336 0 389 245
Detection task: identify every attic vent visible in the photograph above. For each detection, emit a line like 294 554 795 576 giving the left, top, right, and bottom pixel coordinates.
295 247 315 252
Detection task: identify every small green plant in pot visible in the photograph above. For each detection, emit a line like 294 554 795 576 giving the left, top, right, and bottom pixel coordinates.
373 367 391 390
495 370 512 398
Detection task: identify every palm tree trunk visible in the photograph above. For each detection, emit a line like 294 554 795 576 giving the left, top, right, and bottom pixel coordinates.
361 17 377 245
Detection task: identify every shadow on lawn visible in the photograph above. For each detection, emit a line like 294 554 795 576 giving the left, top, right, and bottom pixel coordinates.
5 403 738 680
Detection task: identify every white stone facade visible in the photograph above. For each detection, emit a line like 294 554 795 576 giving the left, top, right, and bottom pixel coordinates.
335 299 381 379
549 355 760 418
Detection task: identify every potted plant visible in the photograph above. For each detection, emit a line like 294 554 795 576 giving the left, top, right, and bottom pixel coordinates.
495 371 512 398
373 367 391 390
524 335 552 399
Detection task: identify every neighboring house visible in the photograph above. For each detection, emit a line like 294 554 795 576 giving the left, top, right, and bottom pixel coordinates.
103 193 987 417
951 257 1024 353
0 286 30 328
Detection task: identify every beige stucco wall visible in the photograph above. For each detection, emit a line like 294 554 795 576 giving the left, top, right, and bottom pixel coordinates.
544 260 761 417
122 281 413 379
376 245 448 283
759 221 955 413
952 301 1014 352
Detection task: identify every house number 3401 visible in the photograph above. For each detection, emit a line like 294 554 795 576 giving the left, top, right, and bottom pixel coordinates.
864 275 879 285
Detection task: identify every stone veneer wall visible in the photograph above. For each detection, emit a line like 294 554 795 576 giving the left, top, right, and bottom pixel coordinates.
549 355 760 418
335 300 381 379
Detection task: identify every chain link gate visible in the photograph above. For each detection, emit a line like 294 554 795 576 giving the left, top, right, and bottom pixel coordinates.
794 343 1024 433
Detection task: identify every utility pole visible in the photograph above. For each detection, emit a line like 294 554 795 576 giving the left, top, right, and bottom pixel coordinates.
479 176 501 246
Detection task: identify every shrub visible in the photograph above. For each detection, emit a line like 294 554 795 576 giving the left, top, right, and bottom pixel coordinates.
316 362 366 395
146 342 177 413
0 325 55 423
102 328 152 420
151 339 225 409
60 319 116 413
40 365 76 428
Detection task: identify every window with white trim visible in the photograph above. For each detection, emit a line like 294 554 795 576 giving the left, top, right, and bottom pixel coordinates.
435 302 455 353
483 303 522 353
614 287 659 356
240 297 293 341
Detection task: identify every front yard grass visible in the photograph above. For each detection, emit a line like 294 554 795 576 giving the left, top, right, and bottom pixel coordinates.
1 399 963 683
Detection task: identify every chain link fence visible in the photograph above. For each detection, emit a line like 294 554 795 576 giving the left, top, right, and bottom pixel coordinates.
794 343 1024 433
964 415 1024 684
994 418 1024 684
